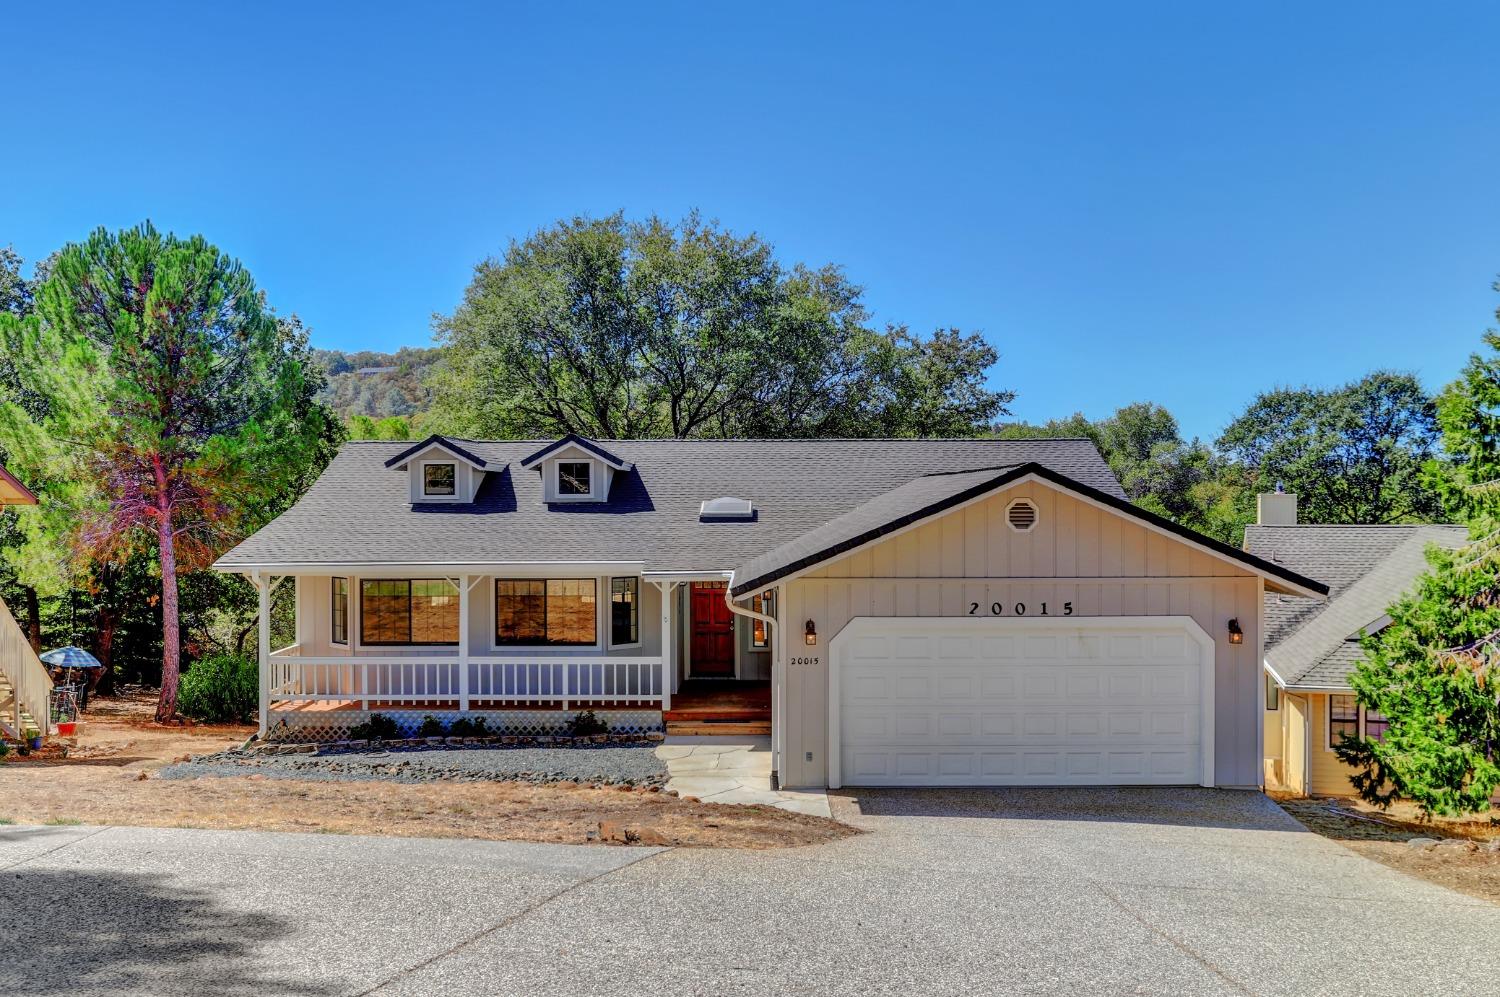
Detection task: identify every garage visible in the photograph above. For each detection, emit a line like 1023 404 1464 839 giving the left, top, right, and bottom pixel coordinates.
830 617 1216 789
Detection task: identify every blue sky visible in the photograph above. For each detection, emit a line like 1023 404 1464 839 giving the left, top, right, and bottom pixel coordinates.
4 2 1497 441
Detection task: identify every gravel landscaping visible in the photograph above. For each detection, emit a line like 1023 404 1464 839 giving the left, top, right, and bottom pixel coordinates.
158 745 670 787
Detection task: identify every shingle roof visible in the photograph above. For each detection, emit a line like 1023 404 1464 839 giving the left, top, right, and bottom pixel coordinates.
215 438 1126 573
1244 524 1469 688
731 463 1329 598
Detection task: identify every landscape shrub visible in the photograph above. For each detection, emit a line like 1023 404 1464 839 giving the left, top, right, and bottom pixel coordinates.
416 715 447 737
176 654 258 723
448 716 489 737
348 713 399 741
569 710 607 737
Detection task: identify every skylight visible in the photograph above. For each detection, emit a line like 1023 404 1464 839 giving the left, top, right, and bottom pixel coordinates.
700 497 755 521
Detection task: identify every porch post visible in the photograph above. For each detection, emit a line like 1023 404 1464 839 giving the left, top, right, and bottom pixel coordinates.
659 582 675 711
458 574 471 711
255 571 270 738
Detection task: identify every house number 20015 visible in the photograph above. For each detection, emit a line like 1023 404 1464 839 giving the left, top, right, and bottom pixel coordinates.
968 601 1073 617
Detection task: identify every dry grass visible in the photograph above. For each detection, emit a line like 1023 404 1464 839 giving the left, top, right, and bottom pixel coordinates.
1275 794 1500 904
1 693 855 849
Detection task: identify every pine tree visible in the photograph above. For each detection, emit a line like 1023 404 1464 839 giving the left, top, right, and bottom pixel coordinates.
1336 307 1500 815
0 223 331 721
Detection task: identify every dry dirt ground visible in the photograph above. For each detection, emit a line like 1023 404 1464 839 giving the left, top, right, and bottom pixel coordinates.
0 693 854 849
1274 793 1500 903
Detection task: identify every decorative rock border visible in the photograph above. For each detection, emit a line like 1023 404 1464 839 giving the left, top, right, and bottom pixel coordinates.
248 731 667 756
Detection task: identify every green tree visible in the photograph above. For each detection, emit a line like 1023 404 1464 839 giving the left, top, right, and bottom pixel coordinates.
0 223 334 721
1336 545 1500 816
995 403 1250 542
347 414 414 440
430 212 1011 439
1217 372 1442 524
1338 308 1500 816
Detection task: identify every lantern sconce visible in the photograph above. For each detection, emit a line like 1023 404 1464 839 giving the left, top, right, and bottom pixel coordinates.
804 620 818 646
1227 618 1244 645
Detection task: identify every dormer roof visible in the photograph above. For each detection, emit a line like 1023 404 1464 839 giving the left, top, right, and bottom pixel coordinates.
518 434 632 471
382 435 489 470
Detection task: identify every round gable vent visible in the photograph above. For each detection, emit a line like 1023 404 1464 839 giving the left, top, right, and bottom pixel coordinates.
1006 498 1038 532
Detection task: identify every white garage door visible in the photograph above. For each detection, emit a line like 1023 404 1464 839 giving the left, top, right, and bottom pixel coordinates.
832 617 1213 788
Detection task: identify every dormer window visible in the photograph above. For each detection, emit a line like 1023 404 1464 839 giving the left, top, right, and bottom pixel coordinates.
520 434 633 505
558 461 592 496
423 463 456 496
384 434 490 504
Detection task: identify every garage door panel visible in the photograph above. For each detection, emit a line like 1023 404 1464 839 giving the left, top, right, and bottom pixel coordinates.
838 619 1208 787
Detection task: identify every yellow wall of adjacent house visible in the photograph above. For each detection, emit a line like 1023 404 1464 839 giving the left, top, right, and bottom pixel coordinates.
1263 687 1285 789
778 478 1266 789
1262 690 1362 797
1305 692 1361 797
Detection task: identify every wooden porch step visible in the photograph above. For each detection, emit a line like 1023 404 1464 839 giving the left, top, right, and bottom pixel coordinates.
666 719 771 737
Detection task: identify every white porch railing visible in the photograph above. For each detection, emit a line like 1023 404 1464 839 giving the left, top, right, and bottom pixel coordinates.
268 646 665 711
0 592 53 739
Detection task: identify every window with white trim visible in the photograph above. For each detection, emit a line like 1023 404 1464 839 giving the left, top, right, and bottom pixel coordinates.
1329 694 1359 747
331 577 349 645
557 461 592 496
496 579 597 646
751 590 774 648
1363 706 1390 741
1265 673 1279 711
610 577 639 646
423 463 456 496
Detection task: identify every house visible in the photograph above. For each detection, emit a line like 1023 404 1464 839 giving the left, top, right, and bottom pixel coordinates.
213 433 1327 790
1245 489 1466 797
0 461 49 743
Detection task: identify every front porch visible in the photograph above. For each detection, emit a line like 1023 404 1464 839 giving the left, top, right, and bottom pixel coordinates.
252 571 775 741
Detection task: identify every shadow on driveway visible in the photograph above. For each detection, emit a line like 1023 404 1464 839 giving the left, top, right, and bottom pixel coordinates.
841 785 1305 831
1 867 336 996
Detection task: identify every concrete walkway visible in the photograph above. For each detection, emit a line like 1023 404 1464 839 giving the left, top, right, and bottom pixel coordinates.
654 735 832 817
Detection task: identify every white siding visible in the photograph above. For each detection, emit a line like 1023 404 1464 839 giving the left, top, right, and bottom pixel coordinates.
779 479 1264 789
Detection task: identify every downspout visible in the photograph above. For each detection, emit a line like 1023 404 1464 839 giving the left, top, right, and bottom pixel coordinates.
724 573 780 779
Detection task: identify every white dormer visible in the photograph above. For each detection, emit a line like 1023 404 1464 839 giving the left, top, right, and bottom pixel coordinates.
383 435 489 504
519 435 633 504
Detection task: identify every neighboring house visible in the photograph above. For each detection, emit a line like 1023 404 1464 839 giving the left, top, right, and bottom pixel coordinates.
0 461 49 742
1245 490 1467 797
214 434 1326 790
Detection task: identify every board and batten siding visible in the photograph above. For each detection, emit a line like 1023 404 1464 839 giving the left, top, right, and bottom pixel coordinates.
777 480 1265 789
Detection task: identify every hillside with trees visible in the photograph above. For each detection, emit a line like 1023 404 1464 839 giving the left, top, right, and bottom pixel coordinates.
312 346 440 423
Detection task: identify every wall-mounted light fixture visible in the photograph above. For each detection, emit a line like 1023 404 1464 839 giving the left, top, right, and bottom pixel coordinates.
804 620 817 646
1227 618 1244 645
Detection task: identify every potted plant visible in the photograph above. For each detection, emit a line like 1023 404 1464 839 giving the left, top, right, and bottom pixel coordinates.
24 728 42 750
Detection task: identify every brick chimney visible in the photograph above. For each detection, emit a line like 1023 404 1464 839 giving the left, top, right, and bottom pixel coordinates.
1256 484 1297 526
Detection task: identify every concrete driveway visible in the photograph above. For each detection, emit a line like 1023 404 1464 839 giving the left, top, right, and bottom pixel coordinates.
4 788 1497 996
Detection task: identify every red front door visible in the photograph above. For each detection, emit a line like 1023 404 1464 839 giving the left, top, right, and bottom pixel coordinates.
690 582 735 676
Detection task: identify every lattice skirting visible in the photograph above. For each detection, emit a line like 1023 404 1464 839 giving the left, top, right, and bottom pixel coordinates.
265 708 664 743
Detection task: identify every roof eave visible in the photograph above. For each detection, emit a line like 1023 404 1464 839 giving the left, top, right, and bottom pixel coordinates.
382 435 489 470
518 434 632 471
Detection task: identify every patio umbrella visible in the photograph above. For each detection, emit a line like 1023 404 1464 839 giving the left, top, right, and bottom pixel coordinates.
40 646 103 670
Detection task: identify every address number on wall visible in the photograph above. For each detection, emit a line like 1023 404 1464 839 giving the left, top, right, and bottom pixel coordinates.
968 601 1073 617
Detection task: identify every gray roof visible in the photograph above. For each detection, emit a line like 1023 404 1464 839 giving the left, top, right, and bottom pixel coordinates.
1244 524 1468 688
216 438 1125 573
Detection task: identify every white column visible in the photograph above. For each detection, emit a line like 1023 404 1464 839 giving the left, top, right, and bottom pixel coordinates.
256 571 270 738
458 575 471 711
659 582 674 711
